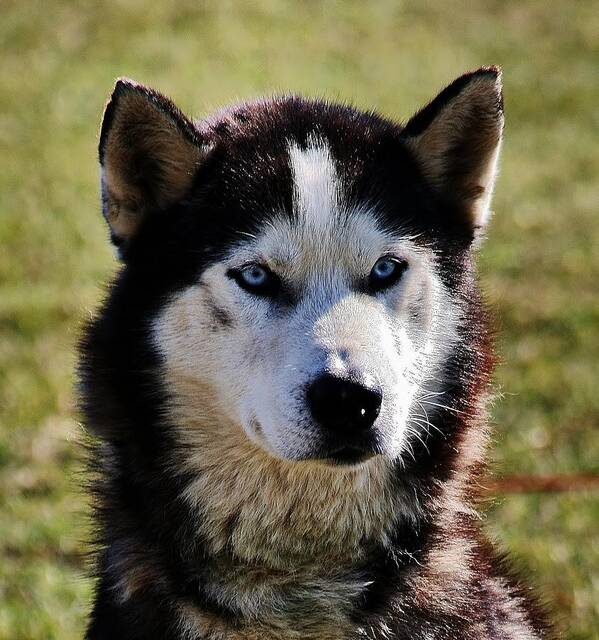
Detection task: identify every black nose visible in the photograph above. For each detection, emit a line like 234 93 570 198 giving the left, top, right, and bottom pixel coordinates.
307 374 382 433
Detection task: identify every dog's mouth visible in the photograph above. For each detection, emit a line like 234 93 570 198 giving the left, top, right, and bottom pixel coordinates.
321 445 377 466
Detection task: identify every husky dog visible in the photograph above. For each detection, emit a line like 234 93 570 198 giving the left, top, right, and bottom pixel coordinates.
80 67 550 639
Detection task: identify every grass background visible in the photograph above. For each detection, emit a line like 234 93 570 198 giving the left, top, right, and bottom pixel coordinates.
1 1 597 637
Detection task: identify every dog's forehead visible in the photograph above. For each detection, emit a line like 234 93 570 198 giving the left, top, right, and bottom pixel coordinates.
212 126 426 277
254 135 403 270
202 96 412 221
193 97 445 270
223 136 427 282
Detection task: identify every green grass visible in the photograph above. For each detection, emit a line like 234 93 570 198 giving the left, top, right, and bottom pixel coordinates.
1 1 597 637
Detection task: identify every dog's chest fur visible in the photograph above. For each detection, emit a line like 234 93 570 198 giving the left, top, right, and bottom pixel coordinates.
176 566 369 640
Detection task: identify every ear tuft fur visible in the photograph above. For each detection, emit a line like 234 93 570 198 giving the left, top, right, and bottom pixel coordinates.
99 79 208 256
402 67 504 233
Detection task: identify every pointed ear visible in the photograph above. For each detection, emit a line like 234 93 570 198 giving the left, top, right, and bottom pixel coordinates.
99 78 208 253
402 67 504 233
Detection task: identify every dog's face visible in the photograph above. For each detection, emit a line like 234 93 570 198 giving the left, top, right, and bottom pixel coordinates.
154 140 459 465
98 70 503 468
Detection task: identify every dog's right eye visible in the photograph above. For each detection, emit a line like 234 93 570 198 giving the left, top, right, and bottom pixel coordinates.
227 263 281 297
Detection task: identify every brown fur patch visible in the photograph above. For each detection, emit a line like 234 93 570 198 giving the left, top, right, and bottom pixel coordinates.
178 601 352 640
100 80 207 242
168 372 411 566
404 69 504 227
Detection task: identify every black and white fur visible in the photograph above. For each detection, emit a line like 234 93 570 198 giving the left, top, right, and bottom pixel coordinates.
80 67 551 639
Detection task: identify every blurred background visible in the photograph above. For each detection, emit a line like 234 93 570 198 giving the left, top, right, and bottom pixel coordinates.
1 1 597 638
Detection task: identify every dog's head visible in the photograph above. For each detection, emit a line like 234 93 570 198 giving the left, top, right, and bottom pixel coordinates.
97 69 503 468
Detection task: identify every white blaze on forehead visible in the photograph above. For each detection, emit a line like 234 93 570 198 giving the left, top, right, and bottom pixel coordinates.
288 135 340 228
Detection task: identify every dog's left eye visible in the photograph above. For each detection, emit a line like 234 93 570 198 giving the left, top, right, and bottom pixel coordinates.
369 256 408 292
228 263 280 297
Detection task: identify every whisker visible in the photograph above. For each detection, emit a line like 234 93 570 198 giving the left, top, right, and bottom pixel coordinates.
401 439 416 463
407 426 430 455
411 417 446 440
419 399 471 417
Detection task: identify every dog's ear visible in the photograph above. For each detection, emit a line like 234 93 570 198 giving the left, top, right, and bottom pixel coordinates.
99 78 208 254
402 67 504 233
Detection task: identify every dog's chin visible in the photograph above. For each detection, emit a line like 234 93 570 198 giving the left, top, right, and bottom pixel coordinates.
247 433 380 468
243 416 386 467
317 447 378 467
294 441 383 467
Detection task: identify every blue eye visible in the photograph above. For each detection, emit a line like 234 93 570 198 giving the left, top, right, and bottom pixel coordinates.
228 263 280 297
369 256 408 292
241 264 268 287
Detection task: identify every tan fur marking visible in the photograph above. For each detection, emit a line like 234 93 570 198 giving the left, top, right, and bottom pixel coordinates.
178 601 352 640
102 90 206 240
163 371 407 566
405 73 503 227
